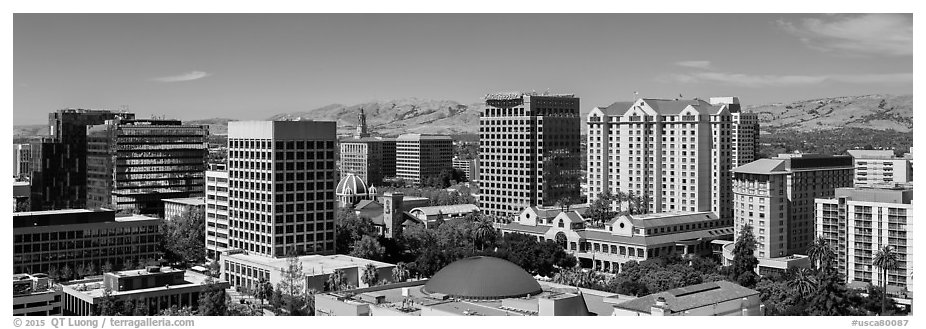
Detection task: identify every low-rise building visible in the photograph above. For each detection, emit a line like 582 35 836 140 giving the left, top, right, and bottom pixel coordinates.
13 209 163 275
316 256 592 316
612 281 761 316
13 273 62 316
221 253 395 294
499 209 733 272
408 204 479 223
205 163 229 261
61 266 228 316
162 197 205 221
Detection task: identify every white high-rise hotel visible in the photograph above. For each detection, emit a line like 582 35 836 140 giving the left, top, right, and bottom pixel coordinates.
586 97 758 219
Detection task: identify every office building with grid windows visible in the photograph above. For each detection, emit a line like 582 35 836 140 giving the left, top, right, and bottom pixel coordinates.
815 187 912 294
395 134 453 185
226 121 337 258
479 92 582 218
205 163 230 260
585 97 757 220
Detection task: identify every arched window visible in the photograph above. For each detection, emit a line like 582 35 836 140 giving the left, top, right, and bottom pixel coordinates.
555 232 567 249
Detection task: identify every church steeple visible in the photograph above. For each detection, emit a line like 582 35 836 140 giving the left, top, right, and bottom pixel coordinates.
355 107 369 138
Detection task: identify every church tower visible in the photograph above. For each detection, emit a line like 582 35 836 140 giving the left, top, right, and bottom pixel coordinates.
355 107 369 138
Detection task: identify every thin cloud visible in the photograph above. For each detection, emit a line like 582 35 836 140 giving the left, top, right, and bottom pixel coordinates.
675 60 712 69
667 71 911 88
151 71 212 83
777 14 912 57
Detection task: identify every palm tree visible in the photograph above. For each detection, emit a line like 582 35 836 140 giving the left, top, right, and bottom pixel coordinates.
361 263 379 287
807 236 837 271
473 216 496 251
873 245 900 315
788 267 817 301
326 269 347 292
392 262 410 283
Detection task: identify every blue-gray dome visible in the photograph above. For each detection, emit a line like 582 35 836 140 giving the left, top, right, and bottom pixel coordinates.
423 256 542 300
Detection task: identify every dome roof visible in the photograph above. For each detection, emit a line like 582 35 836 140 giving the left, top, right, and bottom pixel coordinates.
336 173 369 196
423 256 542 300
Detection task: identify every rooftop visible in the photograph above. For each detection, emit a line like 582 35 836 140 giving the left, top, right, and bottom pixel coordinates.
396 134 453 141
409 204 479 216
484 91 576 101
847 149 902 160
114 214 162 222
162 197 206 206
619 211 719 228
614 281 758 314
731 159 788 174
64 268 220 299
225 253 394 276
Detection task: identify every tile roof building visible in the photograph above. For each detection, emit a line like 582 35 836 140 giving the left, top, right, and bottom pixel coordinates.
612 281 761 316
499 209 733 272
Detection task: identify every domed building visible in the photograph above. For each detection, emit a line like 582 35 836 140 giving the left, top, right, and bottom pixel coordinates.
423 256 543 300
336 173 374 207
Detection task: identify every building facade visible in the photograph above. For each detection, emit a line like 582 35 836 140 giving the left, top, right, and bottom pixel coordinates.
86 119 208 216
452 157 476 182
612 281 761 316
205 163 230 261
847 150 913 187
13 274 62 316
226 121 338 258
14 143 32 180
221 253 395 293
395 134 453 185
479 92 582 218
815 187 913 293
732 154 854 258
586 97 758 220
13 209 163 275
61 267 229 316
163 197 205 221
339 137 392 186
30 109 134 211
499 210 733 272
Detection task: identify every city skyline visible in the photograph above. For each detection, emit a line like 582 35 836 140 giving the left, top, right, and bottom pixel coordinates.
14 13 912 125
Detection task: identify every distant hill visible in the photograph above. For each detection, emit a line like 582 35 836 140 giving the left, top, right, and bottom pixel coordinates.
747 94 912 132
13 94 913 139
266 98 482 136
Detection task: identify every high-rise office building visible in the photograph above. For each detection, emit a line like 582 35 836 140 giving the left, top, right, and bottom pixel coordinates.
479 92 582 218
226 121 337 258
395 134 453 185
846 150 913 187
815 187 912 292
30 109 135 211
731 154 854 258
13 143 32 180
86 119 208 215
205 163 230 261
339 109 395 186
586 97 757 219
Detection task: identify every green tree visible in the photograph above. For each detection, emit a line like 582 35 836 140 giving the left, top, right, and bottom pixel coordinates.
349 235 386 261
585 192 617 227
160 210 207 264
472 214 496 251
60 264 74 281
133 298 149 316
326 269 349 292
102 261 114 274
392 262 410 282
95 288 119 315
278 249 305 297
807 236 836 271
197 276 228 316
788 268 817 301
361 263 380 287
872 245 899 315
335 208 376 254
731 224 760 287
122 258 135 271
270 286 284 310
227 301 262 316
255 278 272 305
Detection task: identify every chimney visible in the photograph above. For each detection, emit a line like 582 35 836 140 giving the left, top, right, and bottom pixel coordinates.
650 296 668 316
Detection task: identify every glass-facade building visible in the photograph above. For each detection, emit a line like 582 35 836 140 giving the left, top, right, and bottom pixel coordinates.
86 119 208 216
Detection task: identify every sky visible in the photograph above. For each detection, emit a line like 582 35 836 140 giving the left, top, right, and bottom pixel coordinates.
13 13 913 125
